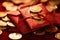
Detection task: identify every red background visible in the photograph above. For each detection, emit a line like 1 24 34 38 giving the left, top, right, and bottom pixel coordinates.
0 0 60 40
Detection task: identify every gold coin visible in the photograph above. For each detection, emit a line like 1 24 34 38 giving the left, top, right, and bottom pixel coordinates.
46 3 57 12
45 26 58 32
35 19 45 24
31 13 41 20
53 27 58 32
55 33 60 39
7 22 15 27
6 6 18 11
11 0 23 4
6 6 12 11
30 5 42 12
2 16 10 22
0 12 7 17
9 33 22 40
23 0 32 3
2 2 14 7
31 13 45 24
11 6 18 11
0 27 7 30
48 1 56 5
48 0 60 5
40 0 48 2
0 30 2 35
0 20 7 26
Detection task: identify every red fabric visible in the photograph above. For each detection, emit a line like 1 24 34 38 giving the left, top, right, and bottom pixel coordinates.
0 31 9 40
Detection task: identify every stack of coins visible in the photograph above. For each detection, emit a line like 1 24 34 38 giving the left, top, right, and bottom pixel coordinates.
0 12 15 35
30 5 45 24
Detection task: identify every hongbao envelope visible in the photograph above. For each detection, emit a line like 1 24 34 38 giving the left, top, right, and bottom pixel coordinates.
18 4 55 34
